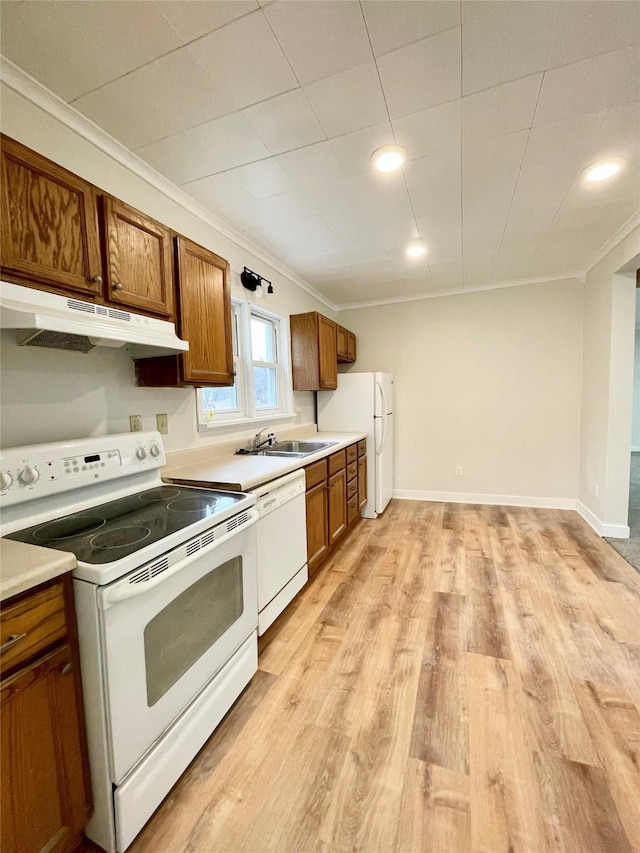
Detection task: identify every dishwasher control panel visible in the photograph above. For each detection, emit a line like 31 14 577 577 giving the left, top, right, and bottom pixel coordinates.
253 471 306 516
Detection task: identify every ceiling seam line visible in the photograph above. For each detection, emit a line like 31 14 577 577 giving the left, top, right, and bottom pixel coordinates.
65 4 264 103
489 71 545 282
358 0 422 249
256 3 332 154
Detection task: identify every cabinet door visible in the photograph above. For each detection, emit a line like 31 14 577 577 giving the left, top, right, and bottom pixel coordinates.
347 331 356 362
103 197 174 318
1 136 102 298
336 325 349 360
358 455 367 511
306 480 328 576
318 315 337 390
328 468 347 546
177 237 234 385
1 645 90 853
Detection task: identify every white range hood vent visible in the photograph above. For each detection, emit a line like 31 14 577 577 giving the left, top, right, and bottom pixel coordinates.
0 281 189 357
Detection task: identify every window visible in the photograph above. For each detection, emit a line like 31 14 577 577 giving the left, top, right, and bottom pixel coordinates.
197 301 292 428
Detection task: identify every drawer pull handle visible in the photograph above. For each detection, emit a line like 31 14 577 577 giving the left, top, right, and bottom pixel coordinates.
61 663 73 676
0 633 27 654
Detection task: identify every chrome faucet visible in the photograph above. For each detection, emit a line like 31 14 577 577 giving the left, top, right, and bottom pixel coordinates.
252 428 277 450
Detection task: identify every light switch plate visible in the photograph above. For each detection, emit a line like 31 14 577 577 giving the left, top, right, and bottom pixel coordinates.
156 413 168 435
129 415 143 432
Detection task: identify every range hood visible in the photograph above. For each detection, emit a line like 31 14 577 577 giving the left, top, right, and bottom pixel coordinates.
0 281 188 357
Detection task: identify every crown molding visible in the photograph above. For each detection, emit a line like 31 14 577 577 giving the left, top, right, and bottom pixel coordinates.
584 208 640 274
336 272 583 311
0 57 338 314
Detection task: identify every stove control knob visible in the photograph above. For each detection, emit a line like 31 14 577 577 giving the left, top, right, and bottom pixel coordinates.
136 447 147 461
18 466 40 486
0 471 13 491
149 443 161 458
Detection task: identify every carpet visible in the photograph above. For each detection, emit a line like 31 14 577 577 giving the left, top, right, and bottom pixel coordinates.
606 452 640 572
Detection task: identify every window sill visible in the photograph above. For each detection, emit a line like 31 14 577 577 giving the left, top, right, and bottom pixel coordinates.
197 412 298 435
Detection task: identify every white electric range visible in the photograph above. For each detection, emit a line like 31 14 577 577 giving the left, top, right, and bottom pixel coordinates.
1 431 259 853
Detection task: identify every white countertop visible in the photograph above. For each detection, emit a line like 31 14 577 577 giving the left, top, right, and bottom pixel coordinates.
0 538 76 602
163 431 367 491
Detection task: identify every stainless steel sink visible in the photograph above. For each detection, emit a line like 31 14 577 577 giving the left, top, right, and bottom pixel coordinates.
268 441 337 454
236 440 337 458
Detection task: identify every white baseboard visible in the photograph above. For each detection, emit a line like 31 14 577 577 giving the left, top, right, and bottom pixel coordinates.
392 490 575 510
576 501 630 539
391 491 631 539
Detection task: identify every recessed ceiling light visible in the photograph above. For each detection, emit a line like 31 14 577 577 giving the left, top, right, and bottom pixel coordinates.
405 242 426 257
372 145 407 173
583 160 623 183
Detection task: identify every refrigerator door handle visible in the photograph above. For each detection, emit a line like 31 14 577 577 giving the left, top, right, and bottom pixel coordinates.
375 415 386 456
376 380 388 419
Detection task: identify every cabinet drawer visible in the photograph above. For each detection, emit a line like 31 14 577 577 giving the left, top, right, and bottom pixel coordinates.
347 494 359 525
347 478 357 500
347 461 358 482
305 459 328 490
328 449 346 475
346 444 357 464
358 439 367 458
1 582 67 674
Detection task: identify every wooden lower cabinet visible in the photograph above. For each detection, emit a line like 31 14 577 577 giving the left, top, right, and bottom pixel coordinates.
1 575 92 853
305 479 329 576
328 468 347 545
358 454 367 511
304 442 363 578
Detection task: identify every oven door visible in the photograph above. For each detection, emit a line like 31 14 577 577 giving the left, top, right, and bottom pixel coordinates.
97 510 258 784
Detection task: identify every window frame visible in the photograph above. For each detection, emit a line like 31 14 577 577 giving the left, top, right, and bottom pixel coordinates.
196 299 294 431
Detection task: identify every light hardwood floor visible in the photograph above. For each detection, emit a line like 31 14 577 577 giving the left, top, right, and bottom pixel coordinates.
129 501 640 853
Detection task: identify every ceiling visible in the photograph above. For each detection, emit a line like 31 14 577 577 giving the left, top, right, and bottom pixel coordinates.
1 0 639 307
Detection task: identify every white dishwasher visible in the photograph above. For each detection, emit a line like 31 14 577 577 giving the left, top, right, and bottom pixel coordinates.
250 469 308 635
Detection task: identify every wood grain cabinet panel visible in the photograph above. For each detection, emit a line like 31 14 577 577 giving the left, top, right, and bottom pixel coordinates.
135 237 234 388
305 479 328 577
290 312 337 391
336 325 357 364
358 455 367 511
102 197 174 319
1 576 91 853
0 136 102 298
328 468 347 546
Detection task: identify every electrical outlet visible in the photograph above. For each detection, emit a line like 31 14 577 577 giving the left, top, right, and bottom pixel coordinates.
129 415 143 433
594 483 599 498
456 466 463 477
156 413 168 435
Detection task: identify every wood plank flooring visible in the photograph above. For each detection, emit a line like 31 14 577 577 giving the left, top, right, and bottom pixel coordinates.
129 501 640 853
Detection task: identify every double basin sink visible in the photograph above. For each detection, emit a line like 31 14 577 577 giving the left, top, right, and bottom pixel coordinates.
236 440 337 459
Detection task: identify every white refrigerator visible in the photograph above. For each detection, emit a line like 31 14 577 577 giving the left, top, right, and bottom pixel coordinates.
317 372 393 518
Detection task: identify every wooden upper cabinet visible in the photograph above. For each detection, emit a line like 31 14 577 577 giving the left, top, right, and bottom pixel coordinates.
336 324 356 364
134 236 234 387
178 237 233 385
0 136 102 298
102 197 174 319
290 312 337 391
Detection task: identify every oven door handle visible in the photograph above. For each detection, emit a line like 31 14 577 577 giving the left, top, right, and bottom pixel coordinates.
101 509 259 608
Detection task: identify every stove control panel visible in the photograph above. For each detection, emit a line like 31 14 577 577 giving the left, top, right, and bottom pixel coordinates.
0 431 166 508
63 449 121 478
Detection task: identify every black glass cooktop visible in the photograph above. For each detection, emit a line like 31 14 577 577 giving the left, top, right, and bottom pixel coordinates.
6 486 246 565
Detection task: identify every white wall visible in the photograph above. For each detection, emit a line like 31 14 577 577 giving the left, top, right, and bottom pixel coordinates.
632 326 640 450
339 279 583 503
0 83 334 452
578 226 640 530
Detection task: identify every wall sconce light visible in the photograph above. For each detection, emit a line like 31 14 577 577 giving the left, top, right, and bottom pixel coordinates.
241 267 273 297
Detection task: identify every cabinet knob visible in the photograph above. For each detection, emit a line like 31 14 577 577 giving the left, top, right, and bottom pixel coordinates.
61 662 73 676
91 275 103 284
112 283 123 291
